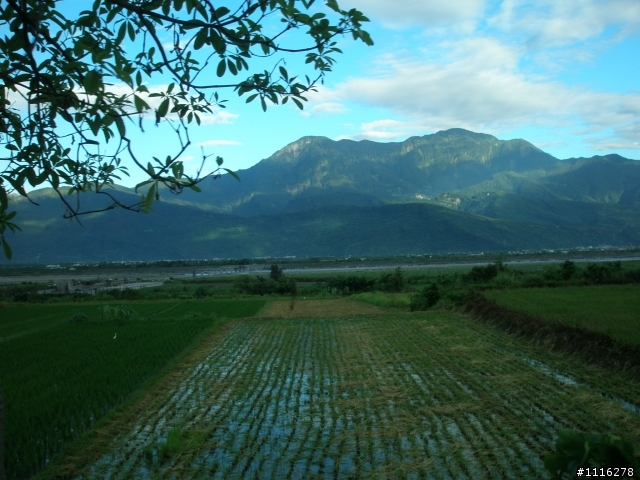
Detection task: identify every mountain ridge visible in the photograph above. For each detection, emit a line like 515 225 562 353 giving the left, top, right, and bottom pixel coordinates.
5 194 638 263
176 128 565 216
4 128 640 263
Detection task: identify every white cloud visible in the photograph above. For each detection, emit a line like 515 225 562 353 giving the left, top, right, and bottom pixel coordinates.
300 102 348 117
491 0 640 47
198 139 242 147
342 0 486 30
591 140 640 151
322 38 640 151
337 119 420 141
196 110 239 125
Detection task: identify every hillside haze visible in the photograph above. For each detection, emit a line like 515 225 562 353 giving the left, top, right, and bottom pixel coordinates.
5 128 640 262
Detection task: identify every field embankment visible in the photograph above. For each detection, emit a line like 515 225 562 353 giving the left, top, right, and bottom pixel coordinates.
465 292 640 381
45 305 640 479
484 285 640 346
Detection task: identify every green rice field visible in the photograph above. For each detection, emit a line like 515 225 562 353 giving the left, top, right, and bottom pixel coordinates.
56 311 640 479
0 299 265 480
350 292 411 310
484 284 640 345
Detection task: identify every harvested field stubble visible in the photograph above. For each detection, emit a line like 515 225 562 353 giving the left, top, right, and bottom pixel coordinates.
259 299 390 318
70 313 640 479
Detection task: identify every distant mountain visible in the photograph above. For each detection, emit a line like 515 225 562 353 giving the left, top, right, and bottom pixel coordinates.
446 191 640 231
167 128 560 216
5 193 639 263
453 154 640 204
4 128 640 263
280 192 385 214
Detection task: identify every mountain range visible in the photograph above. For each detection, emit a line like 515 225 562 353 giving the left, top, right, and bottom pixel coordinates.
4 128 640 263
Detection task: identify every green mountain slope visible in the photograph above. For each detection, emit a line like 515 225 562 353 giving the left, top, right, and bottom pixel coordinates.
5 129 640 263
449 191 640 231
4 192 639 263
454 154 640 204
168 128 560 216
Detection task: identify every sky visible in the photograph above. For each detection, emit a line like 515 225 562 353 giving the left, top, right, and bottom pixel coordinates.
8 1 640 188
155 0 640 184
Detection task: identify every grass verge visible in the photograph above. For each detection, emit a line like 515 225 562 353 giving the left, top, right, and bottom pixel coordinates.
484 285 640 346
350 291 411 310
465 294 640 381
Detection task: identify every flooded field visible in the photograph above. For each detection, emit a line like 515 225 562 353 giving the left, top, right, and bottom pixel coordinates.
67 309 640 479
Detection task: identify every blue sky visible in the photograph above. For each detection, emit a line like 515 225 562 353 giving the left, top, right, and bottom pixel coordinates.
149 0 639 186
12 1 640 188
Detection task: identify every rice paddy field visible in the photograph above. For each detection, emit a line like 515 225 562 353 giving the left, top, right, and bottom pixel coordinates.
41 300 640 480
484 284 640 346
0 299 266 480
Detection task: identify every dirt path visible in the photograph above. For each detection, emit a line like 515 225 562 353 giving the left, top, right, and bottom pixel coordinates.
259 298 391 318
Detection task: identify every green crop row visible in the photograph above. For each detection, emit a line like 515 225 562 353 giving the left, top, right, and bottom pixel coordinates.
0 299 265 480
484 284 640 346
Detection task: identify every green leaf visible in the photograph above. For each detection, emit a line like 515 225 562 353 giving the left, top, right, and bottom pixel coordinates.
214 6 230 17
83 70 102 94
326 0 340 12
193 30 207 50
0 187 7 210
216 59 226 77
360 31 374 46
227 59 237 75
134 179 152 193
133 95 148 112
115 116 126 137
145 182 156 210
157 98 170 118
1 237 12 260
209 30 226 54
188 184 201 192
127 21 136 41
223 168 240 181
116 22 127 44
279 66 288 81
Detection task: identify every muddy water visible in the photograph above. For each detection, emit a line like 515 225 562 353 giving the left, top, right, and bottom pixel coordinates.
79 314 640 479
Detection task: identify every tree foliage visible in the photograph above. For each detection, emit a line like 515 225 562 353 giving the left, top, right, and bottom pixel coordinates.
544 429 639 479
410 283 441 311
269 263 283 281
0 0 372 257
